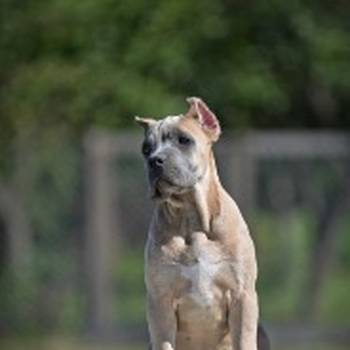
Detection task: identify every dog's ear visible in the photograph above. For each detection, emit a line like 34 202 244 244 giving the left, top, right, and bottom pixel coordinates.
185 97 221 142
134 116 156 131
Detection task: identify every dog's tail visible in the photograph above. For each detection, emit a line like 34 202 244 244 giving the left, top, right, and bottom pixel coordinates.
258 323 271 350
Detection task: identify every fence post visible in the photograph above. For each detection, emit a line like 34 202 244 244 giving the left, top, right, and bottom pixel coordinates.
84 130 118 336
0 138 33 276
230 134 257 219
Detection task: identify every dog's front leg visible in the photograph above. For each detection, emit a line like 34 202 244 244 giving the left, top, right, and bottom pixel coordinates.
229 289 258 350
147 294 177 350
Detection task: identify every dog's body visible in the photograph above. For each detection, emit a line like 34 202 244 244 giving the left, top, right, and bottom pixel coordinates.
137 98 267 350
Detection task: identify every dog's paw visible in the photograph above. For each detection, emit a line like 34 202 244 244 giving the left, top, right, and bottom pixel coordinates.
161 342 174 350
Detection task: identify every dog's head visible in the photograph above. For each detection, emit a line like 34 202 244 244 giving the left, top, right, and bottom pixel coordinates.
136 97 221 200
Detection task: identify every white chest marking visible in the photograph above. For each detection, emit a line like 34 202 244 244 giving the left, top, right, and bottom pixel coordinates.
180 254 221 306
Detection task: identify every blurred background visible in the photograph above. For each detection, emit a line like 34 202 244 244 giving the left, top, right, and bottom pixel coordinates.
0 1 350 349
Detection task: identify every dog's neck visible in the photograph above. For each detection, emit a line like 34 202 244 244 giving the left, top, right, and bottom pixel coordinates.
153 151 222 242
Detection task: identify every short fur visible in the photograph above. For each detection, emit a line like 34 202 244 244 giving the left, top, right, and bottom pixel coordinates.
136 98 268 350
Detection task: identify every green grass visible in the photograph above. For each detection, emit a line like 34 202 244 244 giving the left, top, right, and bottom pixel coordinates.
0 338 144 350
0 338 348 350
280 346 348 350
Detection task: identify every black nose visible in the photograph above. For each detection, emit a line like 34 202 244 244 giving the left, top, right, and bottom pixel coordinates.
148 155 164 170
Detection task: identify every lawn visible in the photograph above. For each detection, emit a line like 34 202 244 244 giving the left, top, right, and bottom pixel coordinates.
0 338 144 350
0 337 348 350
280 346 348 350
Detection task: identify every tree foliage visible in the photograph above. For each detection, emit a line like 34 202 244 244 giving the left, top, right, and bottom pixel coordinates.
1 0 350 139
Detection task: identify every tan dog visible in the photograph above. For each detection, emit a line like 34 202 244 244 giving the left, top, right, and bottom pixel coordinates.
136 98 269 350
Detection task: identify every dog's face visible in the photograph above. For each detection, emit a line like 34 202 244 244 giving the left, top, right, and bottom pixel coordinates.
136 97 221 200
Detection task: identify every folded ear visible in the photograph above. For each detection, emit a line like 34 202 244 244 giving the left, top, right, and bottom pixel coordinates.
185 97 221 142
134 116 156 131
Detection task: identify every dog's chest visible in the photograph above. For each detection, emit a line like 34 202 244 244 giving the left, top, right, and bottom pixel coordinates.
179 250 222 307
160 234 239 314
161 235 235 347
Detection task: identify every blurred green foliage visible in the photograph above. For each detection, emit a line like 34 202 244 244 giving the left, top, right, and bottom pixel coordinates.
0 136 84 333
1 0 350 144
114 250 145 327
320 215 350 324
255 211 350 325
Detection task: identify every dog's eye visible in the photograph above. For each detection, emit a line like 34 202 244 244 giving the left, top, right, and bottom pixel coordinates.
178 135 192 146
142 142 153 157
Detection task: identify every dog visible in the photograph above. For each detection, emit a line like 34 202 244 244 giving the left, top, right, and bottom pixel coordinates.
136 97 270 350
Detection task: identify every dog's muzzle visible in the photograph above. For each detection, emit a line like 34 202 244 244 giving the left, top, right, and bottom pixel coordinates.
148 155 165 180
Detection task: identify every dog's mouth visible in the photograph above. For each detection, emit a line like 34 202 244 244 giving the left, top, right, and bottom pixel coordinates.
150 179 167 200
150 178 192 201
150 173 203 202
